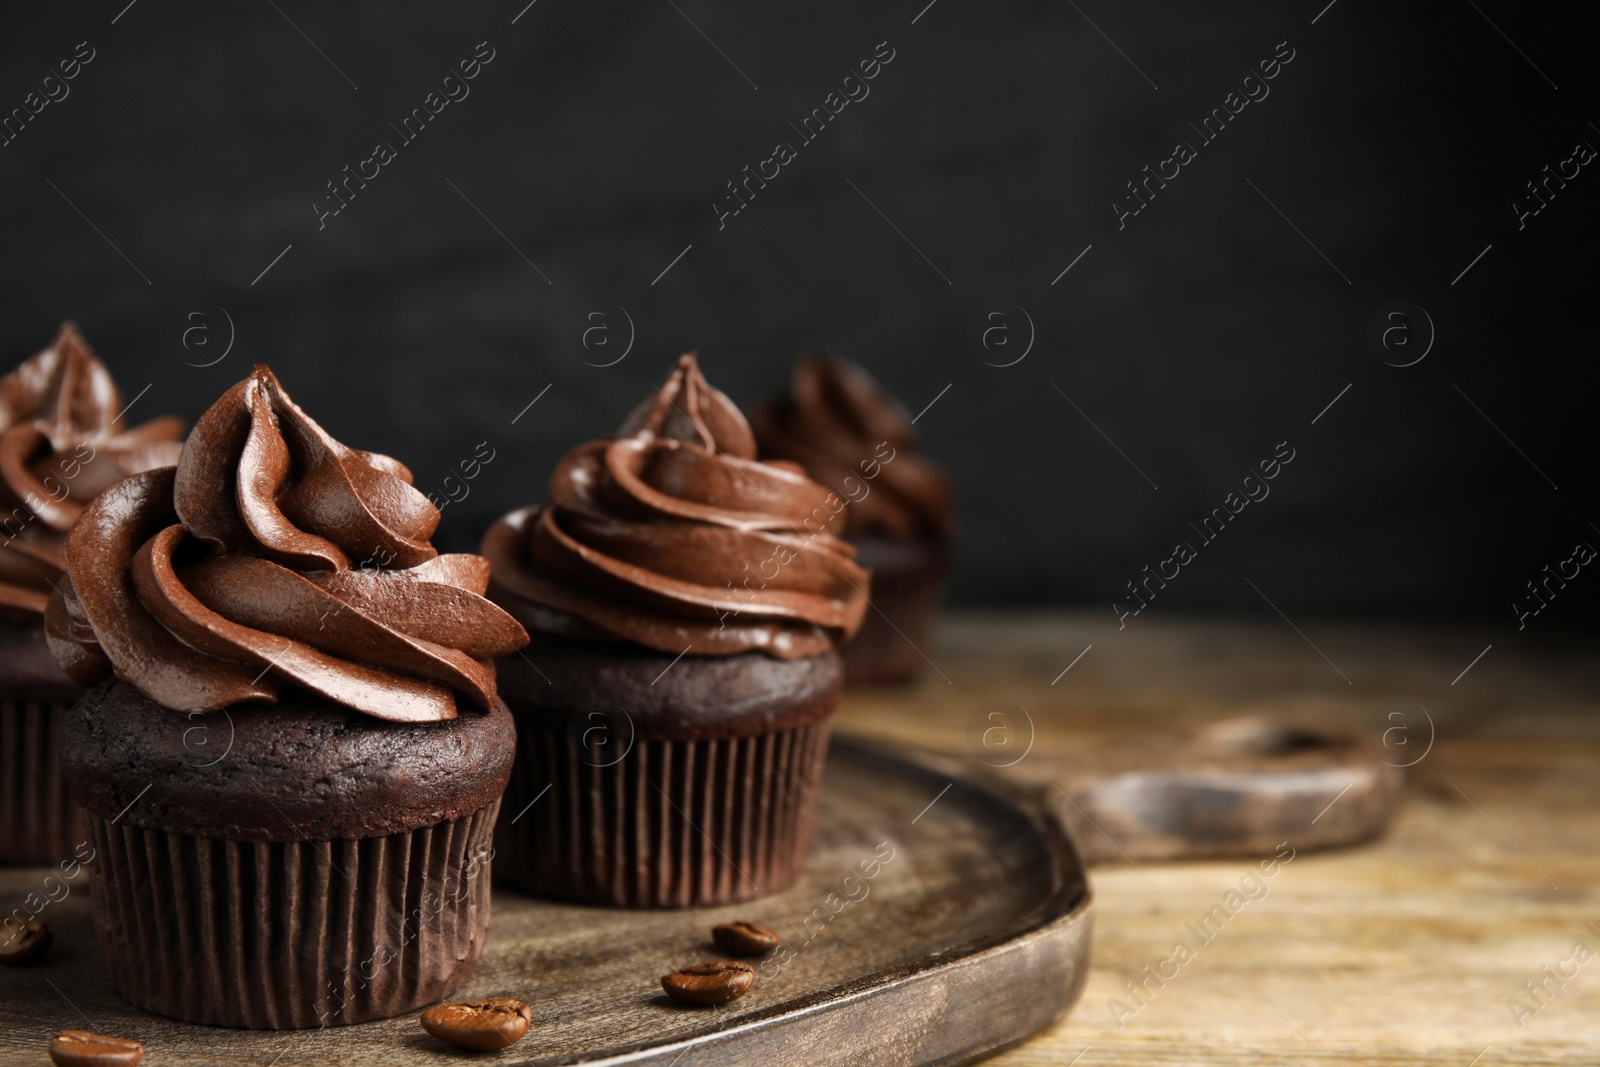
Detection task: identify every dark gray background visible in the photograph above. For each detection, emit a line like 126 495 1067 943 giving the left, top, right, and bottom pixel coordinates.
2 1 1595 626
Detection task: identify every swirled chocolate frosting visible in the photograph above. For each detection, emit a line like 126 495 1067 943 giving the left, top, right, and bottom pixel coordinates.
752 354 954 541
0 323 183 622
483 353 868 659
45 366 528 722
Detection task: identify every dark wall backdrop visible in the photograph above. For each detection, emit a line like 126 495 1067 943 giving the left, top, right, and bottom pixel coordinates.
2 1 1596 626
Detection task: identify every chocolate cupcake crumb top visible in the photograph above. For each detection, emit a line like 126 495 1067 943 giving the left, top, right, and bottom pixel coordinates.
0 323 183 620
752 354 954 542
45 365 527 721
484 352 868 659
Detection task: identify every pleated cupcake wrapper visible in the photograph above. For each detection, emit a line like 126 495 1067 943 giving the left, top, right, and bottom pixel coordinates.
496 717 833 907
87 800 500 1029
841 563 946 683
0 695 79 866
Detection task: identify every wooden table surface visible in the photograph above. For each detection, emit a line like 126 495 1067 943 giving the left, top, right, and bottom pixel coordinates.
834 611 1600 1067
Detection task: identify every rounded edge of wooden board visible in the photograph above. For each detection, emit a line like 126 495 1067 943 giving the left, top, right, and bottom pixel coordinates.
513 736 1095 1066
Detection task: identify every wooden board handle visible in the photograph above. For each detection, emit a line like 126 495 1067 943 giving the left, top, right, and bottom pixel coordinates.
938 716 1406 865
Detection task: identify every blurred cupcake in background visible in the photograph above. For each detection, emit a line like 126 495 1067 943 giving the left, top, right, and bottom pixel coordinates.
0 323 183 864
753 354 954 684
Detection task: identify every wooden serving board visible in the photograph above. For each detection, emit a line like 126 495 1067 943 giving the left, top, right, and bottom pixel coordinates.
0 723 1399 1066
0 723 1401 1062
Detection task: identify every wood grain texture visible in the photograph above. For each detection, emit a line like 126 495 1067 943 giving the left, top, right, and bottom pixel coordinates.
0 739 1092 1065
1 611 1593 1064
840 612 1600 1066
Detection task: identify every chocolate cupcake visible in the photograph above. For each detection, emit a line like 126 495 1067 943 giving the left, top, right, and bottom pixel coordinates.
753 354 955 683
45 366 528 1028
483 353 867 907
0 323 182 864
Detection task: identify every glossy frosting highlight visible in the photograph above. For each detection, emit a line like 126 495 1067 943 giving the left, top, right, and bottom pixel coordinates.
752 354 954 541
484 353 868 659
46 366 527 722
0 323 183 621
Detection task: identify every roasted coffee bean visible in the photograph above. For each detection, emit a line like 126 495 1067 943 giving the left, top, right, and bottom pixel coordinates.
421 998 533 1051
712 921 779 956
48 1030 143 1066
0 920 52 964
661 961 755 1005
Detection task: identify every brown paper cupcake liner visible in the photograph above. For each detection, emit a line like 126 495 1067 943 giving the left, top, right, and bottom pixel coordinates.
841 562 946 684
0 695 79 865
496 718 833 907
86 800 500 1029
